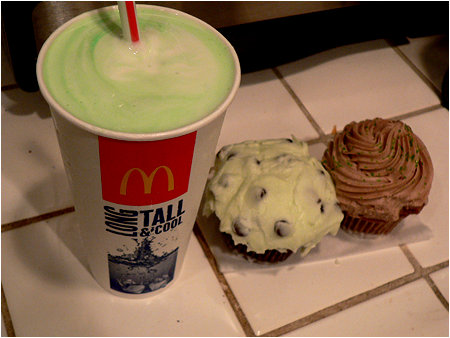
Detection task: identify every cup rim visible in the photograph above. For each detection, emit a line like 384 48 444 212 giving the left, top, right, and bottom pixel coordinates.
36 4 241 141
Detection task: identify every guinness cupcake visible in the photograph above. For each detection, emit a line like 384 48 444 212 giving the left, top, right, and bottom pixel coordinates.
322 118 433 235
202 138 343 262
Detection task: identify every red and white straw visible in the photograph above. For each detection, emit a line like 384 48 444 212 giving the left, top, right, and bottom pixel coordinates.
118 1 140 43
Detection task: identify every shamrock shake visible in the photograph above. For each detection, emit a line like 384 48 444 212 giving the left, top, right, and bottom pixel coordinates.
41 5 237 133
37 5 240 297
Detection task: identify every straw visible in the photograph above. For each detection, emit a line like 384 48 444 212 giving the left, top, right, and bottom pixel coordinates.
118 1 140 43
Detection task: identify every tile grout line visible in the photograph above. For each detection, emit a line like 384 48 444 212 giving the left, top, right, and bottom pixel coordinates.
400 244 449 311
2 48 446 337
263 270 421 337
1 207 75 338
262 258 449 337
386 38 442 98
193 224 256 337
271 67 445 150
2 207 75 233
388 104 445 120
424 274 450 311
2 285 16 337
2 100 438 233
3 209 257 336
271 67 328 143
194 217 447 337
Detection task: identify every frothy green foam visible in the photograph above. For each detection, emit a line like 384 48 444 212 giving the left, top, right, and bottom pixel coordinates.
42 6 236 133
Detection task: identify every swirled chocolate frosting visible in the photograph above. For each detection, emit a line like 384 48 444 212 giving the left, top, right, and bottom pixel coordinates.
322 118 433 222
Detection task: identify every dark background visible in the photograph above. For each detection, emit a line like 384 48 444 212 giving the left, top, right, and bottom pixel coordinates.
2 1 448 102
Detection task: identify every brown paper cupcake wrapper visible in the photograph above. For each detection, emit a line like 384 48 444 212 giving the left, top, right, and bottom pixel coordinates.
222 233 292 263
340 213 403 235
340 203 424 235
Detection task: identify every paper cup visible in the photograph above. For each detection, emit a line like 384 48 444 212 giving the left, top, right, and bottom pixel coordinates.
36 5 240 298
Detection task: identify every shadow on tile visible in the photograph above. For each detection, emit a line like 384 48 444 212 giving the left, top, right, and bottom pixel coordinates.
275 39 399 78
2 89 51 119
419 35 449 91
8 211 94 290
2 157 72 224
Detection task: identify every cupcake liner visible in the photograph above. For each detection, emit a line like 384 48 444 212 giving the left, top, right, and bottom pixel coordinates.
340 205 424 235
340 212 403 235
222 233 293 263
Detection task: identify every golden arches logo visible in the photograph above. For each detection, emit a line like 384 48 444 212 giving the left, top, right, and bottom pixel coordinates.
120 166 174 195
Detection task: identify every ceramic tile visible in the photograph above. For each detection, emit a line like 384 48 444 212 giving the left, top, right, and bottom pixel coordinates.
216 69 319 152
223 246 413 335
1 213 244 336
402 108 449 267
3 29 448 338
284 278 449 337
397 35 448 92
430 267 449 302
277 39 440 134
1 89 73 224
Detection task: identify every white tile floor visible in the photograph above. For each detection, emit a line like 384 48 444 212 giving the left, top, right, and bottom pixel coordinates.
284 279 449 337
2 32 448 336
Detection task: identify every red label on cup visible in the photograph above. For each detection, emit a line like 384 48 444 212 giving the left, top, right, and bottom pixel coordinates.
98 132 196 206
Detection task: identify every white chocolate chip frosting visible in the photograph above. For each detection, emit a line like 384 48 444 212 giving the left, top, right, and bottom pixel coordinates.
202 138 344 255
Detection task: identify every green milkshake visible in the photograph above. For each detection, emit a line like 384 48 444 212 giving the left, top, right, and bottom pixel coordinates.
41 5 236 133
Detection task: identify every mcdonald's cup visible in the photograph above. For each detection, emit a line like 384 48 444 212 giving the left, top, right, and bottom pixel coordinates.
36 5 240 298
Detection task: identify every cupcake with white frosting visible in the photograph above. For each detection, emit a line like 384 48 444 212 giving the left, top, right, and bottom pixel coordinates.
202 138 344 262
322 118 433 235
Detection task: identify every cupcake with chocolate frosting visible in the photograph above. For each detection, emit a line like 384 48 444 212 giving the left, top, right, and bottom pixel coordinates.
203 138 343 262
322 118 433 235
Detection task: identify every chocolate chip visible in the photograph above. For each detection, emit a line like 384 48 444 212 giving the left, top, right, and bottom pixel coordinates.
258 188 267 199
217 148 227 159
226 152 236 160
232 219 250 237
316 198 325 213
218 175 229 188
285 138 293 143
319 170 326 175
255 158 261 165
274 220 292 237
